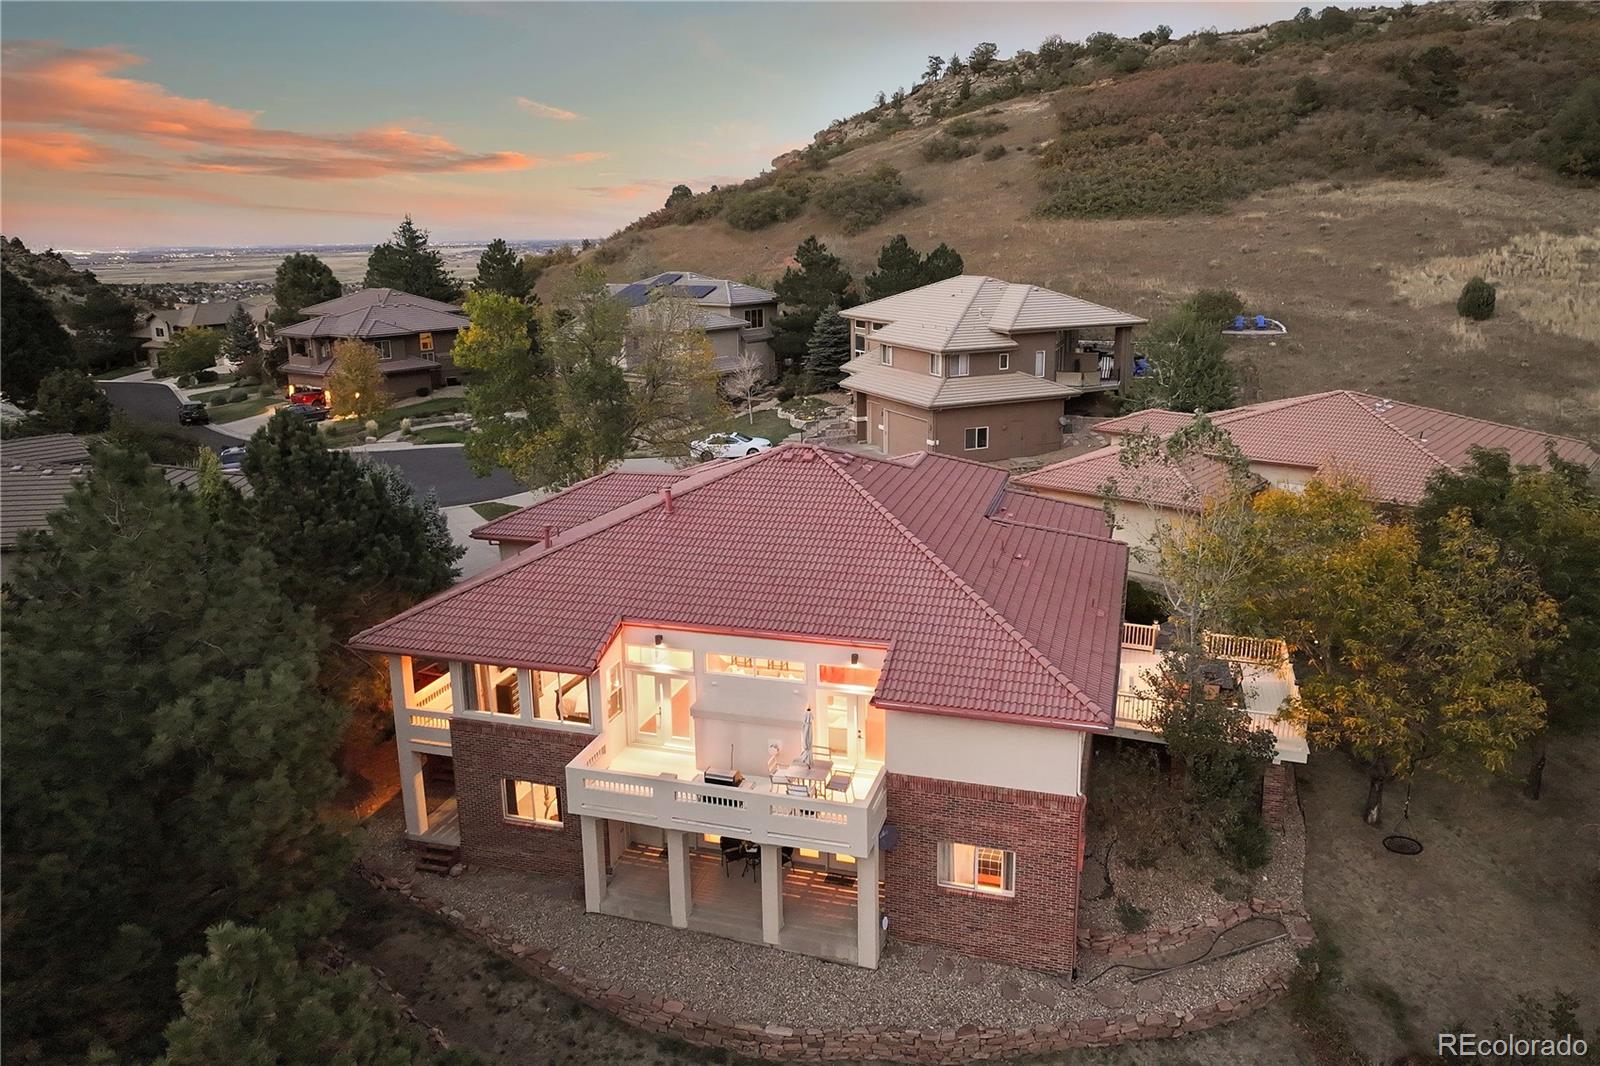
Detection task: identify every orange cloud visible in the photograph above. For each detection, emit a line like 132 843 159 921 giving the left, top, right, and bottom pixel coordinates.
1 130 126 170
1 41 533 179
515 97 582 121
563 151 609 164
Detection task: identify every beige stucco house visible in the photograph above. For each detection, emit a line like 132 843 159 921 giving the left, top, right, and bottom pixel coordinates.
840 276 1146 461
279 288 469 399
608 272 778 378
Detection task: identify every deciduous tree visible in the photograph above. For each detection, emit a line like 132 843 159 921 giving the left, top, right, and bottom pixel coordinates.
529 267 634 485
454 290 554 478
364 216 464 302
625 294 725 457
158 328 224 379
1416 448 1600 798
1 449 349 1061
1119 308 1237 414
325 339 392 424
1 266 76 404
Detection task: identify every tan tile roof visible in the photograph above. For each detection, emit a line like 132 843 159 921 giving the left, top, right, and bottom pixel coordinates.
846 276 1144 354
840 355 1076 409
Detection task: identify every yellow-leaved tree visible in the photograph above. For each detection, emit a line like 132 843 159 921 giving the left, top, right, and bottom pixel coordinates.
1218 477 1558 824
325 339 391 424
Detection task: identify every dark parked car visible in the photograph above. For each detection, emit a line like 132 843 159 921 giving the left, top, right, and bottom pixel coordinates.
279 403 329 423
177 401 210 425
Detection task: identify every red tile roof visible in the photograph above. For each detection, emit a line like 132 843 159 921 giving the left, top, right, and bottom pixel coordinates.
1015 447 1248 512
1081 391 1596 506
471 470 693 543
352 444 1129 729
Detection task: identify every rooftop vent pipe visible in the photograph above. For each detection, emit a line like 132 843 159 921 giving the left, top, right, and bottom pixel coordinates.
661 487 674 513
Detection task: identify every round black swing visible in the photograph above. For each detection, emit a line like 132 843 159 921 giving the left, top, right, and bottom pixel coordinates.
1381 780 1424 855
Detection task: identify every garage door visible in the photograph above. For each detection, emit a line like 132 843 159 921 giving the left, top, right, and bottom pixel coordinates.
885 410 929 455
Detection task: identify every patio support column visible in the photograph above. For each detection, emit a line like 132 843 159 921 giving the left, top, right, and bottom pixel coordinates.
399 746 427 838
856 849 881 969
1113 325 1133 383
760 845 783 945
666 830 691 929
580 816 607 913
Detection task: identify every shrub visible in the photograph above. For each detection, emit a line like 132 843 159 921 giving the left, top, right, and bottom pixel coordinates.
724 183 809 230
983 144 1008 162
104 411 198 465
1180 288 1246 328
415 386 431 397
32 370 112 433
1457 276 1497 320
814 165 919 233
194 369 220 384
946 116 1008 139
921 135 975 162
1217 810 1272 872
1544 79 1600 178
1114 898 1151 933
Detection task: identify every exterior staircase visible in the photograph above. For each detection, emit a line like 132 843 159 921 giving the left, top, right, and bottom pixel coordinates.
411 840 460 876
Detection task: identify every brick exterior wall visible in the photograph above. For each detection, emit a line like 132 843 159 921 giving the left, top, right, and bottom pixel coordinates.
1261 763 1293 832
884 773 1085 975
448 718 594 878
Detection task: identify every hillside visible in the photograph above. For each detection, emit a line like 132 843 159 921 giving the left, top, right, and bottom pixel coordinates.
558 2 1600 441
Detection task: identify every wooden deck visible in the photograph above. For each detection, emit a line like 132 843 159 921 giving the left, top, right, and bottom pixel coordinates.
601 844 874 965
409 793 461 847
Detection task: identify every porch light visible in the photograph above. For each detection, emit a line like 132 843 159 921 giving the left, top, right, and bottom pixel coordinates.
654 634 664 646
850 653 860 666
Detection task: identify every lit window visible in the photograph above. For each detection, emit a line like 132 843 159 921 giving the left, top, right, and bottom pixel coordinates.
534 670 591 724
464 663 520 716
998 352 1008 371
419 332 435 352
938 842 1015 896
880 345 894 366
706 653 804 681
405 656 451 707
964 426 989 451
929 351 943 376
605 663 624 721
625 643 693 671
951 354 970 377
818 662 880 688
503 779 561 827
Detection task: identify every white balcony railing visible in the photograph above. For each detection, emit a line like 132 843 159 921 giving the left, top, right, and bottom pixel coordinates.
398 675 454 750
565 734 887 858
1120 622 1160 651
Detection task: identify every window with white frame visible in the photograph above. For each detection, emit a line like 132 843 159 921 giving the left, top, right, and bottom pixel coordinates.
605 662 624 721
503 779 562 827
951 354 970 377
937 841 1015 895
853 329 867 353
533 670 591 724
706 653 804 681
880 344 894 366
963 426 989 451
998 352 1009 371
419 331 435 352
155 326 167 338
462 663 521 716
929 351 943 376
743 307 765 329
1034 350 1046 377
377 339 395 360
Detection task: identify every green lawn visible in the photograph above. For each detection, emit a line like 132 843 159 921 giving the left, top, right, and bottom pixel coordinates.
95 365 150 380
412 426 469 445
321 397 467 443
700 408 797 452
209 397 283 424
471 501 522 521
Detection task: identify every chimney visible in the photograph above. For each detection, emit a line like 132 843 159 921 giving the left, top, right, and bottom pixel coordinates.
542 524 554 549
661 487 674 513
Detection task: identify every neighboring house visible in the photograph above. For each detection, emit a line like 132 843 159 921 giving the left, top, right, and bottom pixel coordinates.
132 298 272 362
279 288 469 399
840 276 1146 461
1016 390 1600 578
351 443 1301 974
608 272 778 378
0 434 246 581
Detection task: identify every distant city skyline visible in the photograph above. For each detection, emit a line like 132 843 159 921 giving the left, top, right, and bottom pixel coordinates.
3 1 1323 250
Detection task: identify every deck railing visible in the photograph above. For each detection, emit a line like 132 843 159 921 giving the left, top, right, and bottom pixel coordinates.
565 735 887 858
1203 632 1288 665
398 675 454 750
1120 622 1160 651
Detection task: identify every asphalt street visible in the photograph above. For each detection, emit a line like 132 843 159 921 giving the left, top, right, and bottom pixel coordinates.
100 380 523 506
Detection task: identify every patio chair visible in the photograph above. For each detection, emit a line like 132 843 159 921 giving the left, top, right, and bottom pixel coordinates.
719 837 751 877
824 764 855 802
1232 315 1246 332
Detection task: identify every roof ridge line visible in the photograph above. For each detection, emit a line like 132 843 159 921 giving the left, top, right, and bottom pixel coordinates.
1334 390 1451 470
934 276 990 350
817 449 1106 720
1357 389 1596 452
470 469 691 540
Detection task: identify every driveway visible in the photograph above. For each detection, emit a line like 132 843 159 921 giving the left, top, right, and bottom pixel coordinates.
100 380 523 506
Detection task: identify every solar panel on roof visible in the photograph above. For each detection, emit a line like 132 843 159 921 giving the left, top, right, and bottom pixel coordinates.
614 283 653 307
681 284 717 298
652 272 684 286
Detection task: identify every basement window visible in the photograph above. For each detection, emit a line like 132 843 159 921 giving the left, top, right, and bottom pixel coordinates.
938 842 1015 896
503 779 562 827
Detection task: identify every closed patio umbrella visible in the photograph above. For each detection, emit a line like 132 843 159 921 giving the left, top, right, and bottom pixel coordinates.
801 708 814 768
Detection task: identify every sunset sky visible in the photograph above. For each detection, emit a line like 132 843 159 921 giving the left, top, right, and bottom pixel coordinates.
2 2 1317 250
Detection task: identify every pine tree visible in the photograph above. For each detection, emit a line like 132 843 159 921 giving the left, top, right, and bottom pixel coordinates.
363 216 464 302
222 303 259 366
1 450 349 1060
68 286 140 371
32 369 111 432
472 238 528 298
864 235 925 301
921 242 965 285
1 266 77 404
1120 309 1236 414
773 237 854 377
804 302 852 389
270 253 342 327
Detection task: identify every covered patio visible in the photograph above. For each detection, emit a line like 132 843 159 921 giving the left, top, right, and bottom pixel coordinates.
598 840 882 967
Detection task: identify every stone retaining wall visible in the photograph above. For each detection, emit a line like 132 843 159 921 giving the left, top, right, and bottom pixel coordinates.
357 865 1315 1063
1078 897 1309 959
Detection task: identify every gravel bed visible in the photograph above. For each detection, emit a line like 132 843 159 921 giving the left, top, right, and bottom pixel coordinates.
362 806 1299 1032
1080 788 1307 932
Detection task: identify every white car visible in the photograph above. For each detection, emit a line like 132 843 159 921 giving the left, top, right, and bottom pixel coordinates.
692 430 772 461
